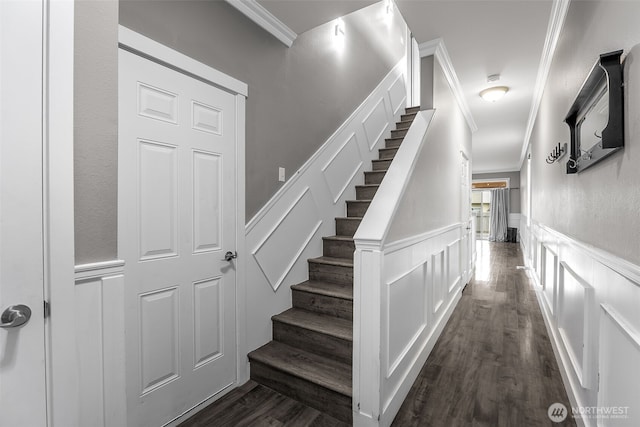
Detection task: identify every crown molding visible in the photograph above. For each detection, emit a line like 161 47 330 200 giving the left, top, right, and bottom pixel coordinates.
418 38 478 133
520 0 571 167
225 0 297 47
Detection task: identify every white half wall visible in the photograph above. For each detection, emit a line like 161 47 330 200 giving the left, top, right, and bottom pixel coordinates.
243 58 407 367
74 261 127 427
521 217 640 427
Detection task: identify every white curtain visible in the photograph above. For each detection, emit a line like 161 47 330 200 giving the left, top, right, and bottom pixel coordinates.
489 188 509 242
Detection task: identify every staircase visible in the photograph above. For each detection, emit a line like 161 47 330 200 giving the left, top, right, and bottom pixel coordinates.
247 106 420 423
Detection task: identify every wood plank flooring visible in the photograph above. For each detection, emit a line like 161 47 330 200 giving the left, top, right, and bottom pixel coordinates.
391 241 576 427
180 242 575 427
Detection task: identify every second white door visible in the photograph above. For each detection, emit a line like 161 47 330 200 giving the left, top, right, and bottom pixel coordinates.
119 48 238 426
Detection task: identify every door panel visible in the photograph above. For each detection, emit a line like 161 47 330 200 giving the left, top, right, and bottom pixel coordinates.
120 49 237 426
0 1 47 426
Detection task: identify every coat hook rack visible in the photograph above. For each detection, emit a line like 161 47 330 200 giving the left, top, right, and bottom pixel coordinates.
546 142 567 164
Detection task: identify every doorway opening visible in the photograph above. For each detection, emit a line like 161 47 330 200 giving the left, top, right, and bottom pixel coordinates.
471 179 509 241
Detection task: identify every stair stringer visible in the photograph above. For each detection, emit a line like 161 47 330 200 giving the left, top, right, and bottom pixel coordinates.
242 57 408 380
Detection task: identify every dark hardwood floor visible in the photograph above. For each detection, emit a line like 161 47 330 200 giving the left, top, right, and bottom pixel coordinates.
391 241 576 427
180 242 575 427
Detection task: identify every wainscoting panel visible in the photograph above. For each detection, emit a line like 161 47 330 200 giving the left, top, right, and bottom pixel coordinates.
542 244 558 317
432 250 445 315
597 304 640 427
252 187 322 291
244 58 407 359
75 261 126 427
447 239 461 293
521 218 640 427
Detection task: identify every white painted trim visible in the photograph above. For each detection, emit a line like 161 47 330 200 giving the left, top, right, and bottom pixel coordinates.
537 222 640 287
472 177 511 188
75 260 125 281
473 166 524 174
246 58 407 231
519 0 570 167
418 38 478 133
384 223 462 254
224 0 297 48
354 110 435 245
118 26 248 97
45 1 79 426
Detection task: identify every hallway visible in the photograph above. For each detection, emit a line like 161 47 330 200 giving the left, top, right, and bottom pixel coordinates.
181 242 574 426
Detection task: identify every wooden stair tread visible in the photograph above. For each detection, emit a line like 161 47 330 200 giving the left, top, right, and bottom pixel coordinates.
248 341 352 397
322 235 354 243
355 184 379 188
273 308 352 341
346 199 372 203
308 256 353 268
292 280 353 300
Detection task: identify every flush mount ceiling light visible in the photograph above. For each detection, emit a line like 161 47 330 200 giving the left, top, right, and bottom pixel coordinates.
480 86 509 102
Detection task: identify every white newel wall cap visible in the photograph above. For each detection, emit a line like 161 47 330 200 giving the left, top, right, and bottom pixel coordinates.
353 110 435 248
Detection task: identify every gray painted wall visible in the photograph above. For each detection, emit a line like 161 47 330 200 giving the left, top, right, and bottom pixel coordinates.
523 0 640 265
75 0 119 264
472 171 520 213
387 57 472 242
119 0 407 220
420 55 434 110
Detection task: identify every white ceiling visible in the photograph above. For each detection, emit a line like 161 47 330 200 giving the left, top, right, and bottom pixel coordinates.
257 0 554 173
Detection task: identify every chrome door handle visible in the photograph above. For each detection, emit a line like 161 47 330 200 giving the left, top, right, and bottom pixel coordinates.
222 251 238 262
0 304 32 329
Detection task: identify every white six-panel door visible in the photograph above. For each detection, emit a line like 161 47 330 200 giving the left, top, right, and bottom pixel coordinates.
0 1 48 426
119 49 237 426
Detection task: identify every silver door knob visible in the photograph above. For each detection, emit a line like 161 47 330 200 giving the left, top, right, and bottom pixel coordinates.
0 304 32 329
222 251 238 262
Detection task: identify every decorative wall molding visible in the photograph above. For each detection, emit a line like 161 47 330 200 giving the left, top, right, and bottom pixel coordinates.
246 58 407 231
224 0 297 47
418 38 478 133
75 269 126 427
521 218 640 427
244 58 407 359
519 0 571 166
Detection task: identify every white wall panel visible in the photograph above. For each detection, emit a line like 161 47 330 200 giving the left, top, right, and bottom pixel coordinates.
252 188 322 291
139 140 178 260
140 287 180 394
193 278 223 368
362 98 390 151
432 250 445 314
193 150 221 253
598 304 640 427
321 133 363 203
542 245 558 316
75 263 126 427
447 239 460 293
521 219 640 427
387 262 426 374
388 74 406 115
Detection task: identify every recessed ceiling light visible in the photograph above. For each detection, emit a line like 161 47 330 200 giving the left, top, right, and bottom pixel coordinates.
480 86 509 102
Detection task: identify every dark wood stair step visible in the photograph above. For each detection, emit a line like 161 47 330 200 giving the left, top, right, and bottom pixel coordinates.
346 200 371 217
364 170 386 185
405 106 420 114
335 217 362 237
355 184 379 200
248 341 352 422
385 137 403 149
379 147 399 159
273 308 352 364
391 128 408 138
323 235 355 258
395 120 413 130
292 280 353 320
308 256 353 285
372 159 392 171
401 112 417 122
